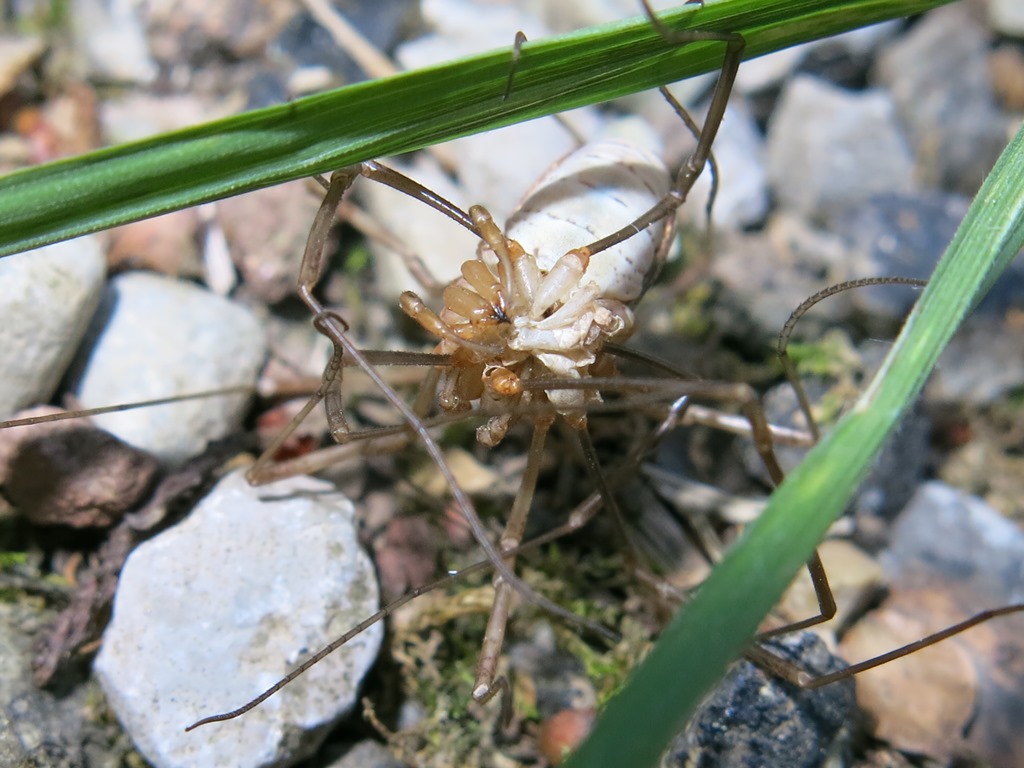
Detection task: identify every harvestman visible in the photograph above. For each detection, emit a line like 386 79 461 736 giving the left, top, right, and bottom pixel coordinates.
179 8 781 729
171 2 1024 735
177 3 1016 730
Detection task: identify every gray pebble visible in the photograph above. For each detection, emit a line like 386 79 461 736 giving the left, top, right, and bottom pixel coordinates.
932 252 1024 405
72 0 157 83
828 191 967 334
324 740 404 768
883 481 1024 613
734 22 900 94
765 74 915 219
706 224 845 351
69 271 266 465
0 236 106 419
95 469 383 768
735 44 810 94
664 633 856 768
935 312 1024 405
0 602 101 767
671 100 768 231
874 3 1010 195
274 0 418 86
745 374 930 536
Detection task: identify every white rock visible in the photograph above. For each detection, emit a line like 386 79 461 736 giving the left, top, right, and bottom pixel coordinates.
95 470 383 768
0 35 45 95
0 236 106 419
874 4 1009 195
735 22 900 94
369 0 572 273
525 0 687 32
362 0 607 300
370 0 753 300
764 74 915 218
326 740 403 768
398 0 605 214
72 0 157 84
452 116 595 227
989 0 1024 37
100 94 230 145
69 272 266 465
735 45 810 94
402 0 551 64
884 482 1024 582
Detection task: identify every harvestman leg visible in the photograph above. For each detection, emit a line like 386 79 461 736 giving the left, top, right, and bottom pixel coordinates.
618 276 1024 688
526 348 1024 692
183 389 705 731
458 2 876 715
187 289 1023 730
751 278 1024 687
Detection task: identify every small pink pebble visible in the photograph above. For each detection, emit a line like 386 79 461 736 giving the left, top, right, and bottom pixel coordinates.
539 708 597 765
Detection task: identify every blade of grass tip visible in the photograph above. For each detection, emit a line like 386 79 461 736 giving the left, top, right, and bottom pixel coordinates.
564 121 1024 768
0 0 951 258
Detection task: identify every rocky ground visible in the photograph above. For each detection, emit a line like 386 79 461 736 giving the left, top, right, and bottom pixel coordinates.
0 1 1022 767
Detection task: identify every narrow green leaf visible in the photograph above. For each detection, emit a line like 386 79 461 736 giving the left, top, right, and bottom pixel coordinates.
565 121 1024 768
0 0 950 257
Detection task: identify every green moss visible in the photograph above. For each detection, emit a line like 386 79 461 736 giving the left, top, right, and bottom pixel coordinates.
0 551 28 569
783 329 861 379
377 541 656 766
671 282 716 339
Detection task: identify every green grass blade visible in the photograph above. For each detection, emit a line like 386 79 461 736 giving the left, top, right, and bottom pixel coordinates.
564 121 1024 768
0 0 950 257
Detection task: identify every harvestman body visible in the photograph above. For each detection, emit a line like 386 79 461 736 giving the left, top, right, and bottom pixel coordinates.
400 139 675 441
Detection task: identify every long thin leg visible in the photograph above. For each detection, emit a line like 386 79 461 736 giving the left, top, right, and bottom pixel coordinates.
542 367 1000 686
248 322 348 485
472 415 554 722
582 16 744 257
520 374 841 634
307 162 478 240
798 603 1024 688
776 276 928 442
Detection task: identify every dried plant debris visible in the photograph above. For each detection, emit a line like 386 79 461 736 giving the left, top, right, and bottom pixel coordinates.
6 426 158 529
